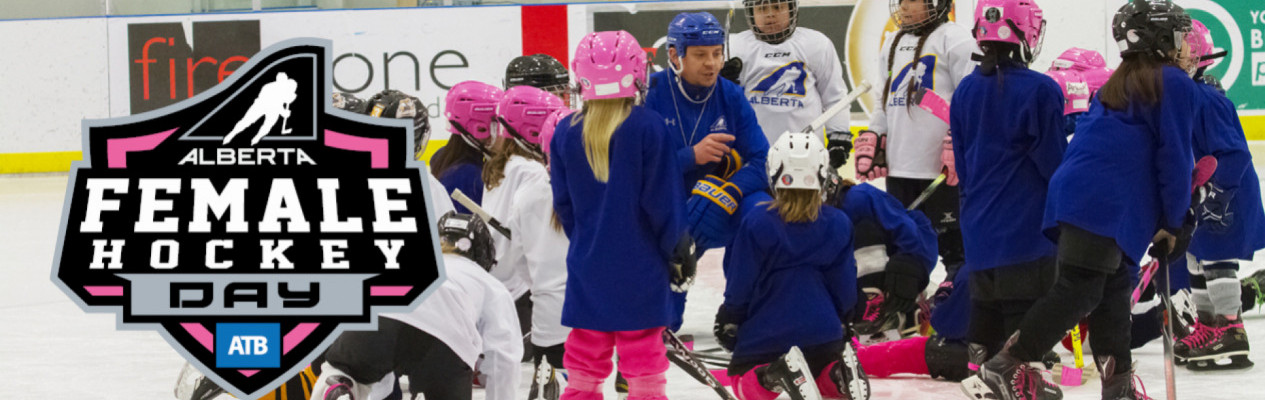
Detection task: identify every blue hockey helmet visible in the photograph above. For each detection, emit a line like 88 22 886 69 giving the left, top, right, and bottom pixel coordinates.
667 12 727 55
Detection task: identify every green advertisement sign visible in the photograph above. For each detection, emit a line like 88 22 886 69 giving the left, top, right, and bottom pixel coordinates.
1184 0 1265 112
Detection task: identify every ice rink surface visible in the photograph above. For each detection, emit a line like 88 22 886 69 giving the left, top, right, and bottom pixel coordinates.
3 169 1265 400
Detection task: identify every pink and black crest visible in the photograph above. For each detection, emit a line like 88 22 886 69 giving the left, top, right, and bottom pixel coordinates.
51 39 445 398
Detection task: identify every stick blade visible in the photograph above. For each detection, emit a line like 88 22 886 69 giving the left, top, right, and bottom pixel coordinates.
1193 155 1218 191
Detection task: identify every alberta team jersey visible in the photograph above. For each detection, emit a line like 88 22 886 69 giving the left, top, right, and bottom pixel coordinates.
730 28 850 144
870 23 977 179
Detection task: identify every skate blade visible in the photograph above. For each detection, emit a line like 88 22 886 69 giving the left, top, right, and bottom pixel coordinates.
959 376 998 400
841 344 871 400
783 347 824 400
1187 355 1255 371
1184 350 1250 362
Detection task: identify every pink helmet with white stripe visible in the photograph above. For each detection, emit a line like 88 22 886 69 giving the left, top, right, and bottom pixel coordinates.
1051 47 1107 71
497 85 565 149
974 0 1046 62
1045 69 1091 115
572 31 648 101
445 81 504 140
540 108 575 158
1187 19 1216 69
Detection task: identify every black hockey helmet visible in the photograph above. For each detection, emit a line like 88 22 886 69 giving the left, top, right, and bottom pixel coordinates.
331 92 369 114
504 54 570 93
1112 0 1192 60
437 211 496 271
365 89 431 160
744 0 798 44
890 0 954 33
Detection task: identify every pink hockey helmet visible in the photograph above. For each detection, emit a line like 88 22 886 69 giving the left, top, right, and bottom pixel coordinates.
1187 19 1216 69
974 0 1047 62
572 31 648 101
497 85 565 148
1044 69 1091 115
445 81 504 140
1081 67 1114 96
1051 47 1108 71
540 108 575 157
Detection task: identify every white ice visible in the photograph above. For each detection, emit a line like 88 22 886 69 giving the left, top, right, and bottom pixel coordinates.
3 169 1265 400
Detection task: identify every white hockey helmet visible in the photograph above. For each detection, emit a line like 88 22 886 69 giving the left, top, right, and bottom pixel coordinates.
767 132 830 192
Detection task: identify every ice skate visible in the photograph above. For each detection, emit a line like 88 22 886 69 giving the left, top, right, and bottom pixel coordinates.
828 339 870 400
960 332 1062 400
1096 356 1153 400
854 288 906 345
529 359 565 400
1185 313 1254 371
759 346 822 400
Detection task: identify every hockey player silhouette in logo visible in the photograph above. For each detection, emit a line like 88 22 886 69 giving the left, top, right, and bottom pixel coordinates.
223 72 299 146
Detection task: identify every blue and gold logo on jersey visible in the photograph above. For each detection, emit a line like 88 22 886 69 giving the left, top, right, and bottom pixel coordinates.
749 61 808 108
887 55 939 107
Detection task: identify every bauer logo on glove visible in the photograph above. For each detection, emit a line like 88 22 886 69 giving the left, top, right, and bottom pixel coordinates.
692 176 743 215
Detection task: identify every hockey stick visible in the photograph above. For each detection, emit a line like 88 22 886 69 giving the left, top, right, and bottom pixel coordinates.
906 173 946 211
1158 250 1178 400
723 1 735 60
802 81 872 134
451 189 512 240
664 330 739 400
1155 155 1217 400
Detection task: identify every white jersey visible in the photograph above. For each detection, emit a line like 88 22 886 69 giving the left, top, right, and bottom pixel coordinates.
731 27 851 144
481 156 544 300
481 156 570 348
506 175 571 348
870 22 977 179
381 254 522 400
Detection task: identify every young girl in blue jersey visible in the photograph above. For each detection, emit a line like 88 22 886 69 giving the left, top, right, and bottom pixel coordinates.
1170 19 1264 371
950 0 1066 372
965 2 1199 399
549 31 693 400
431 81 503 214
715 133 866 400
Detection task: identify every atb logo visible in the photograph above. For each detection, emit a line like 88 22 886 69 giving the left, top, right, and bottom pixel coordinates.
52 39 444 399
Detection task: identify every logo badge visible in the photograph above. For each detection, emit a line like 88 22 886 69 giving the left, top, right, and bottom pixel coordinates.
53 39 444 399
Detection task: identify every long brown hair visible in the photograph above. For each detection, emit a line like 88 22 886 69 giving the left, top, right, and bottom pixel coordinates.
1097 53 1171 111
483 139 544 190
430 136 483 178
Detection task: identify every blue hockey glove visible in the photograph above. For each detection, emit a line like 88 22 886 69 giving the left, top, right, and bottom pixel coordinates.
1197 182 1234 232
687 175 743 250
710 148 744 181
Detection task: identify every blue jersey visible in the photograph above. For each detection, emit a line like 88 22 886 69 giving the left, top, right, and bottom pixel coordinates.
549 106 687 331
951 64 1066 271
723 191 857 358
433 156 484 214
644 69 770 196
838 183 938 273
1189 83 1265 261
1044 66 1198 265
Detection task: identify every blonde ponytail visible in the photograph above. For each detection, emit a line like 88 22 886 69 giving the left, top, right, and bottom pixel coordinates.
574 98 633 182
